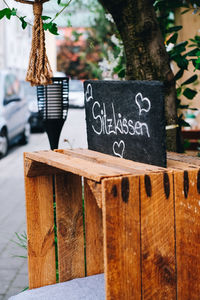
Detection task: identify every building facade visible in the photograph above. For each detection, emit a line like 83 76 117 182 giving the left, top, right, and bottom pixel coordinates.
0 1 32 79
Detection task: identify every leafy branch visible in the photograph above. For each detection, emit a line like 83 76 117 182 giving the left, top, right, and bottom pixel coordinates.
2 0 31 28
0 0 73 34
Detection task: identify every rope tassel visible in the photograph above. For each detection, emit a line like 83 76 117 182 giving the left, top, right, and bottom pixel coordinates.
15 0 52 86
27 2 52 86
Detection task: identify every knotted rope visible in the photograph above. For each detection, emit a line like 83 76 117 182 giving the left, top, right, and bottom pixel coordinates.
15 0 52 86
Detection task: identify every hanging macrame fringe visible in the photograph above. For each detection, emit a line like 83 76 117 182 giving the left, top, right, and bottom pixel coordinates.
15 0 52 86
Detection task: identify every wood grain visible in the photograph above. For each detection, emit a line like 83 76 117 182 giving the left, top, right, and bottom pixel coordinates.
174 169 200 299
24 174 56 289
86 179 102 208
140 172 176 299
168 152 200 166
84 179 104 276
58 148 166 172
55 173 85 282
24 157 65 177
25 150 133 181
102 175 141 299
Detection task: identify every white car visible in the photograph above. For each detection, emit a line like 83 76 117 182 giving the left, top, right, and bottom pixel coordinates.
0 70 30 158
69 80 84 108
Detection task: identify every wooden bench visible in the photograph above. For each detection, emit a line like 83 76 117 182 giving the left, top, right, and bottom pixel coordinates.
20 149 200 299
182 129 200 150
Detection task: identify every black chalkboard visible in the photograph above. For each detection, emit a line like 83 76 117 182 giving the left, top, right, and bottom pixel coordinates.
84 80 166 167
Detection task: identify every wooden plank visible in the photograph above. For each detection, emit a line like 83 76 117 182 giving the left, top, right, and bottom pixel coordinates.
140 171 176 299
24 157 66 177
25 151 133 182
55 173 85 282
102 175 141 299
174 169 200 299
167 152 200 166
84 179 104 276
167 159 199 170
86 179 102 208
57 148 166 173
24 174 56 289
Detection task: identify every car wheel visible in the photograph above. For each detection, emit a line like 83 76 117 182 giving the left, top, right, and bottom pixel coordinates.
0 130 8 158
19 122 31 145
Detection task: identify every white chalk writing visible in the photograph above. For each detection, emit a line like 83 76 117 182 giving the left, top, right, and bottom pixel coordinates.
86 84 151 159
135 92 151 115
113 140 125 158
91 101 150 138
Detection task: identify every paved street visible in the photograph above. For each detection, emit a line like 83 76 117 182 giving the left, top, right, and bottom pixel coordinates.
0 109 87 299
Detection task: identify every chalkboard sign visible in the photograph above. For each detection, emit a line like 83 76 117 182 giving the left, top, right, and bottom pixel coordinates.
84 80 166 167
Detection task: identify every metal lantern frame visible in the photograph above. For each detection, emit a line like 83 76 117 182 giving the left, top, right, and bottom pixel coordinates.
37 77 69 150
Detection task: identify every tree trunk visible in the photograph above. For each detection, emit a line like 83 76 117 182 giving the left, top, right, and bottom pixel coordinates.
98 0 178 151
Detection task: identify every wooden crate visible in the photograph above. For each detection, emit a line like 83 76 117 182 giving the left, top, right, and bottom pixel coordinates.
24 149 200 299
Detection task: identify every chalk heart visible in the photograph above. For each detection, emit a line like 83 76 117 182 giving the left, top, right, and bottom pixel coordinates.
85 84 93 102
135 92 151 115
113 140 125 158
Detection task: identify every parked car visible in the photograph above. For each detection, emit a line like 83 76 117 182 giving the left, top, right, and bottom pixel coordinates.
69 79 84 108
0 71 30 158
21 81 44 132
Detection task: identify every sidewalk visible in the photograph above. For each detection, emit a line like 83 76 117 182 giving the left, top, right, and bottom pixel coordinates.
0 109 87 299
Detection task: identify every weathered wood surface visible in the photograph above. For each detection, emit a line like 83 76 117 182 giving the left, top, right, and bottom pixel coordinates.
140 172 176 299
24 174 56 289
168 152 200 166
24 149 200 299
57 148 166 172
174 169 200 299
25 150 132 181
24 157 65 177
102 175 141 299
84 179 104 276
55 173 85 282
86 179 102 208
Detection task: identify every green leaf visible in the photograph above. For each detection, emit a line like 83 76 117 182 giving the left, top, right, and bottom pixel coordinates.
183 88 197 99
43 22 59 35
181 74 198 86
72 31 83 42
186 48 199 57
181 9 191 15
179 104 189 109
166 26 182 33
57 0 61 4
178 117 191 128
174 69 184 81
118 68 125 78
0 8 16 20
190 108 198 111
41 15 51 21
166 32 178 45
176 87 182 97
173 55 188 70
19 17 27 29
176 98 181 107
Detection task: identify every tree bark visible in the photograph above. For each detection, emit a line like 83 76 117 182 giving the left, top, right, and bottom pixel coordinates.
98 0 178 151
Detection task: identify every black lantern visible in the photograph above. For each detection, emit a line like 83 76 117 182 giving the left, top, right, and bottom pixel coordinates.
37 77 69 150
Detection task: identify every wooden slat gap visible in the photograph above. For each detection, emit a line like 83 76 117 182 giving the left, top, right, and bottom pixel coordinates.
86 180 102 209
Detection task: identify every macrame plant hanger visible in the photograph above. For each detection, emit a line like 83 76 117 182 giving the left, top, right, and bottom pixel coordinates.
15 0 52 86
